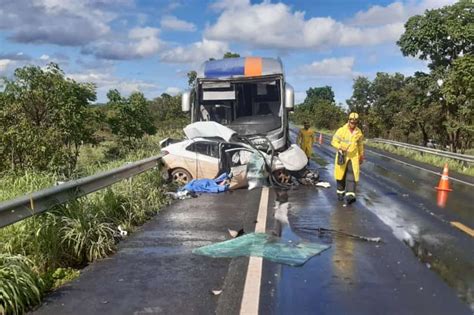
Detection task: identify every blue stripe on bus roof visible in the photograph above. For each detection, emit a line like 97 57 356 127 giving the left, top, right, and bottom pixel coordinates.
204 58 245 78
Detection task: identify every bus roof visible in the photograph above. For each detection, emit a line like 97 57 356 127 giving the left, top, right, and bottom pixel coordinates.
197 57 283 79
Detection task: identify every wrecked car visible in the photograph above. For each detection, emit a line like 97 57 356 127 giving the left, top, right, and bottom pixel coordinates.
160 122 309 188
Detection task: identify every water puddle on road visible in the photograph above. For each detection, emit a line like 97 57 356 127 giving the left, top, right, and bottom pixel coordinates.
358 190 474 309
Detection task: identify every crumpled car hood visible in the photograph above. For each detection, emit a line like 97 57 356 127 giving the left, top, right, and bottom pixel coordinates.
183 121 237 142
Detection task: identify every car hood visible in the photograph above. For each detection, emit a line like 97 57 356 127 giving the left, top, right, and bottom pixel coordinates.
183 121 237 142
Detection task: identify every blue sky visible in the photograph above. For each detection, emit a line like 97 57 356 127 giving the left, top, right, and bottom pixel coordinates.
0 0 455 105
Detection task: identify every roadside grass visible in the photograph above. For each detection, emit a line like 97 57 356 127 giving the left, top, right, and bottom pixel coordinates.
366 142 474 177
0 128 183 314
291 123 473 177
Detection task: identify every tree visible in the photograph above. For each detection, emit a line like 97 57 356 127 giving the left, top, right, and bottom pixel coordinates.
292 86 345 129
305 86 335 104
347 77 372 116
187 70 197 87
0 63 97 175
369 72 406 138
398 0 473 151
106 90 156 145
398 0 473 70
149 93 189 129
347 77 373 135
223 52 240 58
441 55 474 152
401 72 441 145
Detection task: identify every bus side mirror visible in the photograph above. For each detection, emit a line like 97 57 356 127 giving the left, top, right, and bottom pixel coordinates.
182 90 191 112
285 83 294 110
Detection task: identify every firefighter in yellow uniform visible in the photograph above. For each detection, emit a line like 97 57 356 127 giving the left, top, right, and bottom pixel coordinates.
331 113 364 204
297 122 315 161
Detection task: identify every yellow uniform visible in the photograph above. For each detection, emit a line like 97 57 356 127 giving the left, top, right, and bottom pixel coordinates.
297 128 315 158
331 124 364 182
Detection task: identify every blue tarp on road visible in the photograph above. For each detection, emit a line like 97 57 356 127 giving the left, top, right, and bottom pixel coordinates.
193 233 330 266
180 173 230 193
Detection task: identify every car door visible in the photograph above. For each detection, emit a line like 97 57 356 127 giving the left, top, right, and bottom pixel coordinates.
186 141 220 179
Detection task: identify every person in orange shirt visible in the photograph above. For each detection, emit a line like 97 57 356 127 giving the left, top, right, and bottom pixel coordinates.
297 121 315 163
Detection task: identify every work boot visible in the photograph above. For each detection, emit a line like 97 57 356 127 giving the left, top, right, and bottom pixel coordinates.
337 193 344 201
345 194 356 204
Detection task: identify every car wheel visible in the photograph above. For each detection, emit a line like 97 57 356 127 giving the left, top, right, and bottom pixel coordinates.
273 169 291 184
171 168 193 185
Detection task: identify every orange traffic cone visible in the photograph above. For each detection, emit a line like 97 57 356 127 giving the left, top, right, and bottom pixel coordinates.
318 133 323 145
435 163 452 192
437 190 448 208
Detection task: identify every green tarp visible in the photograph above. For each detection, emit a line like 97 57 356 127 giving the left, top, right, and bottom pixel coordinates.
193 233 330 266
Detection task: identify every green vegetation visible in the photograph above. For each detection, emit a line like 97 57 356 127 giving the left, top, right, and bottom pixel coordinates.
0 167 171 314
0 254 43 315
0 63 97 176
292 1 472 155
106 89 157 145
0 59 189 313
367 141 474 177
291 86 346 130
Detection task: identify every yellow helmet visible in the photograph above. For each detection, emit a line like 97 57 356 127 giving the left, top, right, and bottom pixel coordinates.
349 112 359 120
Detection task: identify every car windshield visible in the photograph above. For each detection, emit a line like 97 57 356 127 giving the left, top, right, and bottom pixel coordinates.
197 78 282 135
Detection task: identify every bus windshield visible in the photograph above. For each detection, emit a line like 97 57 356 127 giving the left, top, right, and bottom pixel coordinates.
197 79 282 135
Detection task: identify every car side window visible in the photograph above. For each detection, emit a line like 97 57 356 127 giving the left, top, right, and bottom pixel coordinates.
186 142 219 158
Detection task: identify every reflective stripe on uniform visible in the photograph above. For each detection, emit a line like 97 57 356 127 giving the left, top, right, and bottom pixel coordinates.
345 192 356 197
337 190 345 194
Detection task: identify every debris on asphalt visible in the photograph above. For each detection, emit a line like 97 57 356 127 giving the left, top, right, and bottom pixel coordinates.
296 169 320 185
298 227 382 243
228 228 245 238
165 190 197 200
247 152 268 190
315 182 331 188
193 232 330 267
211 290 223 296
117 225 128 237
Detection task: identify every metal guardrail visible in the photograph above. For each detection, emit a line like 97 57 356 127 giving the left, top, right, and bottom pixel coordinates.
370 138 474 164
0 154 164 229
290 126 473 164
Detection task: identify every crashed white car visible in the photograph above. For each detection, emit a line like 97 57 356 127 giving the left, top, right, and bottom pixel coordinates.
160 122 308 188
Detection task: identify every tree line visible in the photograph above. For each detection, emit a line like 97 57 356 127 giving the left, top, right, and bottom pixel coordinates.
0 63 188 176
294 0 472 153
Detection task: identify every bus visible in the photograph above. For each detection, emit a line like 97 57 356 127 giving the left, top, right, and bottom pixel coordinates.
181 57 294 151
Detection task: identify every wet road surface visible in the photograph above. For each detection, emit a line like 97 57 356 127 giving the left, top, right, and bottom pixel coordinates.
260 186 470 314
310 132 474 305
32 189 262 315
31 132 473 314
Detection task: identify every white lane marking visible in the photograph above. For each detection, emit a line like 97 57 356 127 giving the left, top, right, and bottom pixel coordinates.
239 187 269 315
366 149 474 187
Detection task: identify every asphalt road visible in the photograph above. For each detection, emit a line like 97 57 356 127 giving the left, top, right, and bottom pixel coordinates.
311 132 474 306
31 132 473 314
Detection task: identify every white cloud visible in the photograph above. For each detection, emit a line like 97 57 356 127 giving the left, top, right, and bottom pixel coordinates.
210 0 249 11
299 57 355 77
40 54 50 60
205 0 456 50
160 39 229 64
161 15 196 32
205 0 405 50
67 69 160 101
164 87 181 95
0 0 112 46
351 0 457 26
0 59 15 73
84 27 162 60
